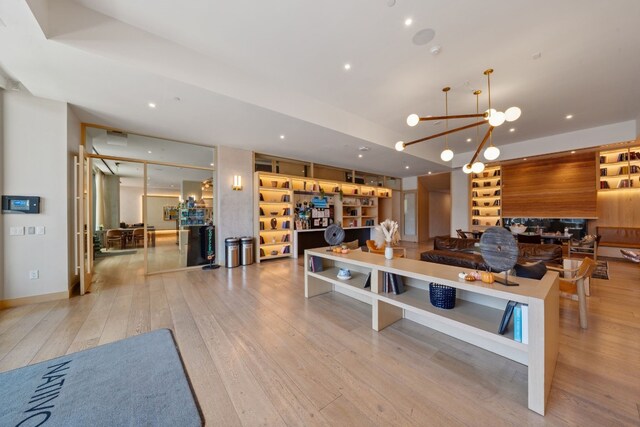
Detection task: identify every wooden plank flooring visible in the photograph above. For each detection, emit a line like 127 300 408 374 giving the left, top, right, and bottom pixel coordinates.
1 243 639 426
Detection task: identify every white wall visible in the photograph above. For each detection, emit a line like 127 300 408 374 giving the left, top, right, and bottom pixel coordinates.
450 169 469 237
120 186 143 225
146 196 179 230
429 192 451 238
1 91 73 301
216 146 253 263
402 176 417 191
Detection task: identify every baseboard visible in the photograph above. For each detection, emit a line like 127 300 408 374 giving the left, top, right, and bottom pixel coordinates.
0 291 69 309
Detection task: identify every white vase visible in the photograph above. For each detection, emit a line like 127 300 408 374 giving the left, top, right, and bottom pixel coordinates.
384 245 394 260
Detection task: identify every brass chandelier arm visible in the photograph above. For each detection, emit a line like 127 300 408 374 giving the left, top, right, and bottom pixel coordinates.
468 126 495 165
417 113 487 122
403 120 487 148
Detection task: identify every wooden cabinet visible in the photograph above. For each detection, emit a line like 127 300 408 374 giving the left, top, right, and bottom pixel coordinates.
470 165 502 229
598 145 640 190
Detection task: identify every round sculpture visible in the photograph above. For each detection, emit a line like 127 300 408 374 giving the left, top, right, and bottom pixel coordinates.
480 226 519 285
324 223 345 247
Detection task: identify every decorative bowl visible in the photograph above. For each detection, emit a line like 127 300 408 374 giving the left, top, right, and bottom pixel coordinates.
270 211 278 216
270 250 278 255
509 224 527 234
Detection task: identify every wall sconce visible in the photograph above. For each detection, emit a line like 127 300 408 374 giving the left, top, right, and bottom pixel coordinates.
232 175 243 191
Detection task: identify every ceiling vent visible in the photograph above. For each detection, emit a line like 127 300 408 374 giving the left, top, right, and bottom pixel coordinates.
106 131 128 146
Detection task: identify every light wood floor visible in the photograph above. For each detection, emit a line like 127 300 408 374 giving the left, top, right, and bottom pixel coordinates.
1 242 639 425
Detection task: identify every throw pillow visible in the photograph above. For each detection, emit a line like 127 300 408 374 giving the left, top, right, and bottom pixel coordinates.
514 261 547 280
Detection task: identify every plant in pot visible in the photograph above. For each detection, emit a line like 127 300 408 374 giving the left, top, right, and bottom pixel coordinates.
373 219 400 260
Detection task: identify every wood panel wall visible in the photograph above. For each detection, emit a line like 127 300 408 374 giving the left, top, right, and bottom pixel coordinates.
502 153 597 218
588 189 640 233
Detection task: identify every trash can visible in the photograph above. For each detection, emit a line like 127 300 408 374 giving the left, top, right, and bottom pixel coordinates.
240 236 254 265
225 237 239 268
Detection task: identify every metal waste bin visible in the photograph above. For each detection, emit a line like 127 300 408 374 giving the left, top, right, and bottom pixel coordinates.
225 237 239 268
240 236 254 265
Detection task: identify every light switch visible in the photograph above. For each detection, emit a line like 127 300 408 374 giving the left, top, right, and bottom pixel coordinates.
36 226 45 235
27 226 36 235
10 226 25 236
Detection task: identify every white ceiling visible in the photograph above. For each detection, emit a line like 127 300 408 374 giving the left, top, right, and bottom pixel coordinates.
1 0 639 177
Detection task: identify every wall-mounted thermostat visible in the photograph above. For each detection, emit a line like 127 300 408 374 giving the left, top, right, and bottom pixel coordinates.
2 196 41 214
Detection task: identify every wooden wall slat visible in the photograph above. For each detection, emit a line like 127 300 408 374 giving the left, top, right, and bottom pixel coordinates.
502 153 597 218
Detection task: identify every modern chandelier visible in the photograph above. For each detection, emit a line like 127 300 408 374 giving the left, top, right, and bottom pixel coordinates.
395 69 521 174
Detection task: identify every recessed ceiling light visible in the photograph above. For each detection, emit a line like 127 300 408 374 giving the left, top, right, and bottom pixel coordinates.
280 135 285 139
466 138 472 142
148 102 156 109
405 165 410 169
358 154 363 158
147 150 152 154
404 18 413 27
210 163 214 166
344 63 351 70
509 128 515 132
523 158 528 161
571 150 576 154
565 114 573 119
428 171 432 175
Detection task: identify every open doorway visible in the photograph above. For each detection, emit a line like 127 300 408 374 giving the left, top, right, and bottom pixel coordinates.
81 125 216 288
418 173 451 242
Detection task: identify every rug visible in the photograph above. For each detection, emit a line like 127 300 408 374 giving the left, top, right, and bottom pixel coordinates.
593 260 609 280
0 329 202 426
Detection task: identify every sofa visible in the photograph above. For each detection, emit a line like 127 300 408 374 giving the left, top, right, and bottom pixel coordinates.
420 236 563 270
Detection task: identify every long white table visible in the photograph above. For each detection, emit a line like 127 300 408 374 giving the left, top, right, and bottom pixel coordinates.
304 248 559 416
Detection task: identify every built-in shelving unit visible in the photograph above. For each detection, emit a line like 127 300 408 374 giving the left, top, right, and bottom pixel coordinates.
304 248 559 416
255 173 293 262
598 145 640 190
470 165 502 229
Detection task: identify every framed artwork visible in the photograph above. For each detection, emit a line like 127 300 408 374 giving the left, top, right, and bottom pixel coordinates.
163 206 179 221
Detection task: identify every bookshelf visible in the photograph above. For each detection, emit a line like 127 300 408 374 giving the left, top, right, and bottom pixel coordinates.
598 145 640 190
470 165 502 229
255 173 293 262
304 248 559 415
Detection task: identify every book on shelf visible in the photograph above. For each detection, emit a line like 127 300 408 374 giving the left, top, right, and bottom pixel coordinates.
363 272 371 288
281 246 290 254
617 179 631 188
513 304 522 343
521 304 529 344
260 248 265 257
259 207 265 216
619 166 629 175
260 236 265 244
600 181 610 189
389 273 405 295
309 256 323 272
600 168 607 177
499 300 517 335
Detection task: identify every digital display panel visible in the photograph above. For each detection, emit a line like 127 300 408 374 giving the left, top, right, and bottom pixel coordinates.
10 200 29 211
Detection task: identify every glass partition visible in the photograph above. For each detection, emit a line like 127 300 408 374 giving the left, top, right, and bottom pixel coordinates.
146 165 214 273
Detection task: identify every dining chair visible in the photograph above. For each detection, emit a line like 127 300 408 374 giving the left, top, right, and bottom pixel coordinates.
548 257 597 329
132 228 146 248
105 229 124 250
456 229 469 239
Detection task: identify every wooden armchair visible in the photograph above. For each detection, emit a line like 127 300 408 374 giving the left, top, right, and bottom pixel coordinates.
365 240 406 258
132 228 146 248
105 229 124 250
548 257 597 329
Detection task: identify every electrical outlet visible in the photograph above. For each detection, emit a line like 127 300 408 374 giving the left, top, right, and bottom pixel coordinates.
29 270 39 280
27 226 36 235
36 226 45 235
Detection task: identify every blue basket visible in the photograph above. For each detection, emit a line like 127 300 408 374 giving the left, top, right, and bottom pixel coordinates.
429 283 456 309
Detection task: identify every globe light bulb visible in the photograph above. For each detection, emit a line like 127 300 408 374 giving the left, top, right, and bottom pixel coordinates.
488 111 506 127
471 161 485 173
484 108 497 121
505 106 521 122
440 148 454 162
484 145 500 161
395 141 406 151
406 114 420 127
462 163 473 174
